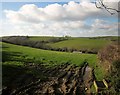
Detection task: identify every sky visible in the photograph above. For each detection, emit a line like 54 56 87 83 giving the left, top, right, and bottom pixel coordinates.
0 0 119 37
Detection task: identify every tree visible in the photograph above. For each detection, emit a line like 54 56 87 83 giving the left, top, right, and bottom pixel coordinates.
95 0 120 15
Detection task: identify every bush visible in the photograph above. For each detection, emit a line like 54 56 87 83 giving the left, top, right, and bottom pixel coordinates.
98 43 120 93
98 43 119 63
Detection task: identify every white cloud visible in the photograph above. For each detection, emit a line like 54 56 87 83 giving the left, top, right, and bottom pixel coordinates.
89 19 118 36
104 0 119 2
5 1 116 23
2 1 118 37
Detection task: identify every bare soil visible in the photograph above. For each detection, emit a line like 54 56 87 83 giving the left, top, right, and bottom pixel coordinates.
2 63 93 95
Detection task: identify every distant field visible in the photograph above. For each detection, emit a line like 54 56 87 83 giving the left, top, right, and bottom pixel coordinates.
29 36 56 41
48 37 112 50
2 36 118 52
28 36 119 42
2 42 97 67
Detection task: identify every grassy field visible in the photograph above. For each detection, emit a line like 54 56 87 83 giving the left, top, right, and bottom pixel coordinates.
1 36 119 94
48 37 112 51
2 42 105 80
28 36 118 42
2 42 97 67
2 36 113 81
28 36 115 51
2 38 108 94
2 36 117 53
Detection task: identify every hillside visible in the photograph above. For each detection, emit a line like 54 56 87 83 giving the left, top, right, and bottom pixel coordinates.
2 42 97 66
48 37 111 51
2 36 118 54
2 36 119 94
2 42 101 94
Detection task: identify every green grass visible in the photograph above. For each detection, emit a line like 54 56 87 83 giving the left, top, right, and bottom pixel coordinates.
1 42 98 86
2 42 97 67
2 42 106 80
2 61 47 86
94 65 105 80
91 84 96 93
48 37 111 51
2 36 117 88
2 36 116 52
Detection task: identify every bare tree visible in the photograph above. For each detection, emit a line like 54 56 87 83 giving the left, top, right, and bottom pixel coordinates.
95 0 120 15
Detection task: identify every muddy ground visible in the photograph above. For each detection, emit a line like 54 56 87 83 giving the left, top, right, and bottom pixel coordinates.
2 62 94 95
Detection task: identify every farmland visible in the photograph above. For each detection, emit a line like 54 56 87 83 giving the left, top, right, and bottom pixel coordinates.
1 41 99 94
2 36 117 54
2 42 97 66
1 36 119 94
48 37 111 51
28 36 114 51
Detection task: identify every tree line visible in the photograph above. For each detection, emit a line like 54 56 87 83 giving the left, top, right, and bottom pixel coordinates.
2 36 98 54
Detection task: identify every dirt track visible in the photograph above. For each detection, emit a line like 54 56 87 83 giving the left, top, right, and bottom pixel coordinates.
2 63 93 95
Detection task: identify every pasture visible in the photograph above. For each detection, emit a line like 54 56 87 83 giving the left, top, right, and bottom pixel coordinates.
2 42 97 67
48 37 112 51
2 36 116 94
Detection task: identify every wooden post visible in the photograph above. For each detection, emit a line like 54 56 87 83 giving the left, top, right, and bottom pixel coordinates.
103 79 108 88
94 81 98 92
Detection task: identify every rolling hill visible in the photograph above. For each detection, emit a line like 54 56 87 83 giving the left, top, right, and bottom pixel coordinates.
47 37 112 51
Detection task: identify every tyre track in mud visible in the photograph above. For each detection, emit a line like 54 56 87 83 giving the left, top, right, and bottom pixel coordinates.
2 63 93 95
